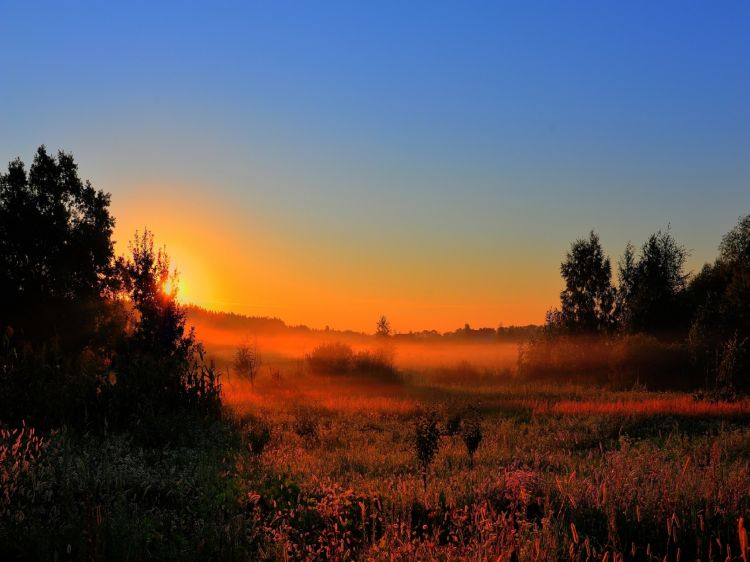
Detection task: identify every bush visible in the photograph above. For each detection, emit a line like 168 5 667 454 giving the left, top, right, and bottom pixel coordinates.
518 333 697 390
460 408 482 468
306 343 354 375
306 342 401 382
414 410 441 490
352 349 400 382
609 334 696 390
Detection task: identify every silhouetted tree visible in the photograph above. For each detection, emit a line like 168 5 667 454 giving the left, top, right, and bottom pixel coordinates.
0 148 221 434
559 231 616 334
624 229 689 335
688 215 750 393
110 230 221 436
234 341 261 389
0 146 115 344
719 214 750 267
376 315 392 337
615 242 638 328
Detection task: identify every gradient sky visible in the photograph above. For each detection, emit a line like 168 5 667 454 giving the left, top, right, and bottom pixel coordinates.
2 2 749 332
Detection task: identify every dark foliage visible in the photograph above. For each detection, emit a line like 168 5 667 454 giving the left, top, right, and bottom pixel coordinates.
306 342 401 382
459 407 482 468
523 224 747 392
559 231 616 334
620 229 690 335
0 146 116 348
0 148 221 438
414 410 441 489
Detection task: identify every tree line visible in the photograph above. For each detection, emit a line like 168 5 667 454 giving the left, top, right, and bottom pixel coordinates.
0 147 220 441
524 222 750 394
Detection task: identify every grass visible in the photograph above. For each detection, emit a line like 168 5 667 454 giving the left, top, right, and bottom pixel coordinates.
224 371 750 561
3 350 750 560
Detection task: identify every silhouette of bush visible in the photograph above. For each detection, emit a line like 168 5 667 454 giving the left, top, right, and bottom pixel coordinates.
713 334 748 400
306 342 401 382
519 333 695 390
414 410 441 490
306 342 355 374
352 349 400 382
460 408 482 468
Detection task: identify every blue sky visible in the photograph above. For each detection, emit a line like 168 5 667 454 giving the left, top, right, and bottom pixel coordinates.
1 1 749 330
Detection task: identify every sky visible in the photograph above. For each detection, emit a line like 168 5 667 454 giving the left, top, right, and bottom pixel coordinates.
1 1 749 332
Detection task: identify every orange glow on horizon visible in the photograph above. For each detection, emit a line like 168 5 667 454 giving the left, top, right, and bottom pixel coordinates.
112 182 559 333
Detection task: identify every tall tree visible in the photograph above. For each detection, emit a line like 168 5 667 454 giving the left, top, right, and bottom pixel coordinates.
615 242 638 328
719 214 750 267
559 231 615 334
0 146 115 342
625 229 689 334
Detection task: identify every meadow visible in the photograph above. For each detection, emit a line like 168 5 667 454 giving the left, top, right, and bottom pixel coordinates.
3 334 750 561
215 335 750 561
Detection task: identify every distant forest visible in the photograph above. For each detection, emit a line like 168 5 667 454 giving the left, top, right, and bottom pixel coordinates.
185 305 542 342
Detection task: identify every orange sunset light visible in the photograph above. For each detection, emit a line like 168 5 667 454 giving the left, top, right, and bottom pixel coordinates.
111 181 559 332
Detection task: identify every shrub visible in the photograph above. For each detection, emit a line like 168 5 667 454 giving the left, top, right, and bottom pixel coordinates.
306 342 354 374
518 333 697 390
307 342 401 382
414 410 441 490
352 349 400 383
460 408 482 468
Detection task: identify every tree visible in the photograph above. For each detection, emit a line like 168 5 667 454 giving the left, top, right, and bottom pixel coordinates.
0 146 115 344
624 229 689 334
719 214 750 267
688 215 750 393
559 231 616 334
376 315 392 337
615 242 638 328
234 341 261 389
111 230 221 433
124 230 185 356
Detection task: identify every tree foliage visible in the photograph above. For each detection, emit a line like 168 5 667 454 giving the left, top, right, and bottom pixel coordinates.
234 341 261 389
0 146 115 345
376 315 392 337
414 411 441 490
0 148 220 436
623 229 689 334
559 231 615 334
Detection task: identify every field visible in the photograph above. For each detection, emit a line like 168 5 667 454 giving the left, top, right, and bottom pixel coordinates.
3 335 750 561
215 336 750 561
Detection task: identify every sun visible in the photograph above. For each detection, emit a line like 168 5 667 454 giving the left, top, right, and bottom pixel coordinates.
161 273 183 300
